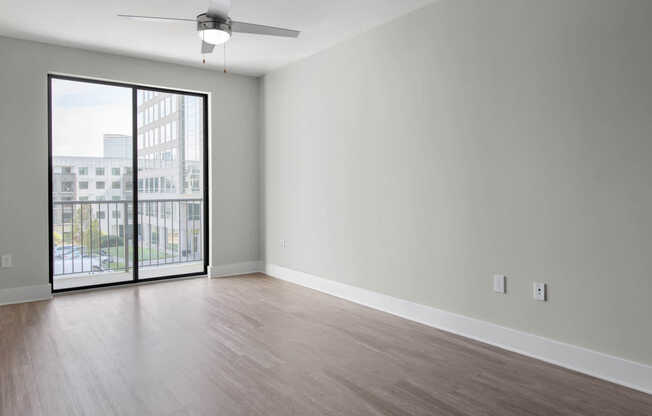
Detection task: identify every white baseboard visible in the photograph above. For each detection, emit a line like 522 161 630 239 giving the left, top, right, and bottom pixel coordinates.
0 284 52 306
264 263 652 395
208 261 263 278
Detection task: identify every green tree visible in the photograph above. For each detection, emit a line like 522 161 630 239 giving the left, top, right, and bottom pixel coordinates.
53 231 62 246
71 205 103 253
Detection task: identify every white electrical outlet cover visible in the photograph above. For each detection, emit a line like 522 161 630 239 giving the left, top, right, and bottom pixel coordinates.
1 254 12 268
493 275 506 293
533 282 546 301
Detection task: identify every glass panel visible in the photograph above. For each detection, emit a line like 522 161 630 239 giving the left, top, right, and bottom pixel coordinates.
136 89 205 279
51 78 134 289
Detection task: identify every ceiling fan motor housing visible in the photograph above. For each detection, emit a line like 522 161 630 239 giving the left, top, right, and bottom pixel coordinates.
197 13 232 37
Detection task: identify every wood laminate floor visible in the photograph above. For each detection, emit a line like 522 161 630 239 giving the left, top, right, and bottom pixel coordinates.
1 274 650 415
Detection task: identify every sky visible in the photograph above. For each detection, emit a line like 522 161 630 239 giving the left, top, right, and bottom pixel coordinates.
52 79 132 157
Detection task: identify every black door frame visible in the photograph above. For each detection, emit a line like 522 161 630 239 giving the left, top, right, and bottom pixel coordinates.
48 74 209 293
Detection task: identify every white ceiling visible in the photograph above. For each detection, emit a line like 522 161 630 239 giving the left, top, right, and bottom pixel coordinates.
0 0 435 77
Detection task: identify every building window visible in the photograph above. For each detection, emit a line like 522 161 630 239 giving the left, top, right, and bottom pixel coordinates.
112 168 121 176
79 181 89 190
112 196 121 201
61 210 73 224
79 196 89 201
78 167 88 175
188 203 201 220
96 167 105 176
163 203 172 217
62 182 73 192
97 211 106 219
62 166 72 174
112 181 121 189
96 181 105 189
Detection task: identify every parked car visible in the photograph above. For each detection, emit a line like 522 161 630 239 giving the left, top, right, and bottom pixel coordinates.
54 245 82 258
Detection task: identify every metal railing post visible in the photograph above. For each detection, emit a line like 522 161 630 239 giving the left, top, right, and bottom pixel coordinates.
123 200 129 272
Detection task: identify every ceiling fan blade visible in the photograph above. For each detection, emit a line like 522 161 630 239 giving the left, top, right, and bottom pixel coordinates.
231 21 300 38
117 14 196 23
201 41 216 54
208 0 231 19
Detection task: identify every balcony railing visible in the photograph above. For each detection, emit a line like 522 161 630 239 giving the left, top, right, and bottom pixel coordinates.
52 199 203 277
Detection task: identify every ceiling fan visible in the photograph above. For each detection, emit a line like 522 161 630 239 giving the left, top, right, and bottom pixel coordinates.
118 0 300 56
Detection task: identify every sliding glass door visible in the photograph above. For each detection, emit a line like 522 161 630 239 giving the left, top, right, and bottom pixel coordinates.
49 76 208 292
49 78 134 290
136 89 206 279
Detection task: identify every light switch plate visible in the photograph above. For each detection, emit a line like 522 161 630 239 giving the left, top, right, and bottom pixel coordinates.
493 275 506 293
533 282 546 301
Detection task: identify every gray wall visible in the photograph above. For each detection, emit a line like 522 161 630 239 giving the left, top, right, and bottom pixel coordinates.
0 36 261 292
262 0 652 365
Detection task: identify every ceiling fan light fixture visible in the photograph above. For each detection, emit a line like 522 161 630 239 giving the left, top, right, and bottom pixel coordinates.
198 28 231 45
197 13 232 45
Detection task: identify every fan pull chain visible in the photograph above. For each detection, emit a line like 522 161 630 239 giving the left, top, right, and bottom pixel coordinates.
201 31 206 64
223 43 227 73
